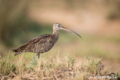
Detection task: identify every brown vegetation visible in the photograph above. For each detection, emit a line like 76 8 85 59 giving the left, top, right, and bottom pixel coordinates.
0 54 115 80
0 0 120 79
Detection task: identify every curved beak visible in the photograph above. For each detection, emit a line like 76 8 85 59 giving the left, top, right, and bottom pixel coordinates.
61 27 82 40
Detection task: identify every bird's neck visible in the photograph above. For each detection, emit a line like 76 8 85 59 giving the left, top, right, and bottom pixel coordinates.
52 30 59 38
52 29 59 35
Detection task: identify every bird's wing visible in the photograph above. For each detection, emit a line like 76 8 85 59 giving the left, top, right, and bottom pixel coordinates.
13 34 53 53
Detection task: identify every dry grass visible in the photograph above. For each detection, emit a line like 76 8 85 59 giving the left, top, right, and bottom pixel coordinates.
0 53 117 80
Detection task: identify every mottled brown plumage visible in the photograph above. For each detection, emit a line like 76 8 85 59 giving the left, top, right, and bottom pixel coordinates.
12 23 82 58
13 34 58 56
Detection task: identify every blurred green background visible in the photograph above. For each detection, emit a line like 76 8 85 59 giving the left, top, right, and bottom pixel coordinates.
0 0 120 73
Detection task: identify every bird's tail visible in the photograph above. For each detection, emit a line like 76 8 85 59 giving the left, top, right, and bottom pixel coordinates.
12 49 23 56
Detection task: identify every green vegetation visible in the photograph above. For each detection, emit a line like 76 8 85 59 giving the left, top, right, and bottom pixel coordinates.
0 53 114 80
0 0 120 79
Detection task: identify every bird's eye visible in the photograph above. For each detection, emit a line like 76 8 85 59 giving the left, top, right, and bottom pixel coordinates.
58 24 61 27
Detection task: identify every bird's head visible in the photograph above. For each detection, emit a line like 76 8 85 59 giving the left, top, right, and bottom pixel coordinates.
53 23 82 39
53 23 63 30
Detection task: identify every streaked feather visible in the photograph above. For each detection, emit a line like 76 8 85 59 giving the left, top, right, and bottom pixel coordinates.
12 34 59 56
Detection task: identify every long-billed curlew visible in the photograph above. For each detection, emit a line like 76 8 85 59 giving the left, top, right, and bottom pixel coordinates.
12 23 82 60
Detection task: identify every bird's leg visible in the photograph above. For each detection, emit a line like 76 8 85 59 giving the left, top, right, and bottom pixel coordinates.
31 53 40 63
37 53 40 59
33 54 38 59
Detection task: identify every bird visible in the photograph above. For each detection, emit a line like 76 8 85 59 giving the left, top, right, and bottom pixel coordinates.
12 23 82 61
